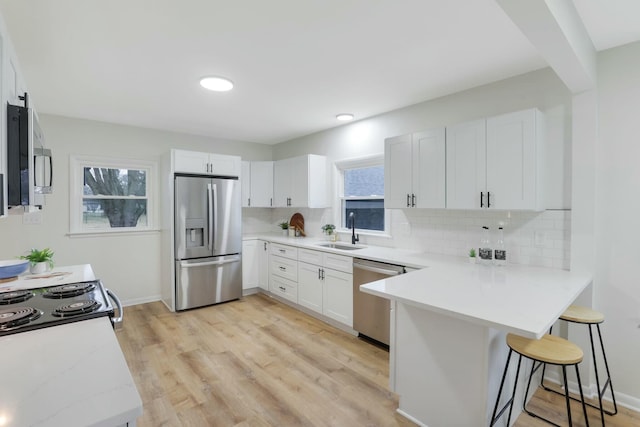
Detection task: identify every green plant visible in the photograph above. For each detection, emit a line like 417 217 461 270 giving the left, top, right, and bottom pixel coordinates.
469 248 476 258
321 224 336 235
21 248 55 268
278 221 289 230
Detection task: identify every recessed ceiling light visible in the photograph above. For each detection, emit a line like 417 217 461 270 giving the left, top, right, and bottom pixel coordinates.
336 113 354 121
200 76 234 92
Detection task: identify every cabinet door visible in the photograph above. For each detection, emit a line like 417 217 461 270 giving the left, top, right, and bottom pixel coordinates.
250 161 274 207
323 269 353 327
173 150 209 174
306 155 328 208
446 120 487 209
289 156 309 208
384 134 413 208
273 158 293 207
258 240 270 290
413 128 446 208
486 109 538 210
242 240 258 290
241 161 251 207
298 262 323 313
209 153 241 177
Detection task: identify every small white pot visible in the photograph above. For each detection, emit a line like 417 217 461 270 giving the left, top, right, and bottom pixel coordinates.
469 257 476 264
30 262 50 274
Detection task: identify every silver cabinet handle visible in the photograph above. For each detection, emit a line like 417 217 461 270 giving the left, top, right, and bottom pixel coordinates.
279 266 286 271
407 194 410 207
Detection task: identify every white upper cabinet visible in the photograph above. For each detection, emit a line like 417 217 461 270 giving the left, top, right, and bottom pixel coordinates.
173 149 241 177
446 109 544 211
486 109 541 210
241 161 251 207
445 119 487 209
250 161 274 207
384 128 446 209
273 155 328 208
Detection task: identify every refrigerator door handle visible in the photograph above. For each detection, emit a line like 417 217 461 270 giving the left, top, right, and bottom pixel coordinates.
179 257 241 268
207 183 213 252
211 183 218 253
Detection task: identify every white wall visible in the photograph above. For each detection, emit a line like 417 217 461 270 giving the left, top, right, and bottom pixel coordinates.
594 41 640 408
0 114 271 305
272 68 573 268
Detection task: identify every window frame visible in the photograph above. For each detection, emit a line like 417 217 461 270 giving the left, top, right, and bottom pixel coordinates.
69 155 158 236
334 154 390 237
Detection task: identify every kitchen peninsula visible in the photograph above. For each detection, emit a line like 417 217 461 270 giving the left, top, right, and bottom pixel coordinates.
360 260 592 426
0 265 142 427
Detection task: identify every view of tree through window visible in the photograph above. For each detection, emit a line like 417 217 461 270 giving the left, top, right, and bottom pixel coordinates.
342 165 384 231
83 167 148 228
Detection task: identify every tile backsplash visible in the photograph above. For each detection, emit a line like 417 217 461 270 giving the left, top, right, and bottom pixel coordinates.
243 207 571 270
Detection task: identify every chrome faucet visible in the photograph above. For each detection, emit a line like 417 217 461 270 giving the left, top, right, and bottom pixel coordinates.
349 212 359 245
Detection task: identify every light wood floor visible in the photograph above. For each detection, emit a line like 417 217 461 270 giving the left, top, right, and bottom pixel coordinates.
117 294 640 426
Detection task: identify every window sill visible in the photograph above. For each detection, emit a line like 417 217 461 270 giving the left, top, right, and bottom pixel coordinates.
67 228 161 238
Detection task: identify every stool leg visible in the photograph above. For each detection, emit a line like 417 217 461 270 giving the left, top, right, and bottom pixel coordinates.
562 366 573 426
595 323 618 416
575 363 590 427
588 325 605 425
491 350 521 426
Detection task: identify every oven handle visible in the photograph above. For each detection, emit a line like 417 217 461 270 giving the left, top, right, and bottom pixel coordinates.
105 288 124 329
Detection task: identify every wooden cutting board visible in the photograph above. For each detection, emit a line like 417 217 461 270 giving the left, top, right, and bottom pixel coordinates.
289 213 305 236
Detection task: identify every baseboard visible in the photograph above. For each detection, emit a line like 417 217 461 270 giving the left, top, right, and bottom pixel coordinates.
121 294 162 307
545 374 640 413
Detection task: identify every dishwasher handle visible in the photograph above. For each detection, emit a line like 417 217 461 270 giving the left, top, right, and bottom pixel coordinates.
353 261 404 276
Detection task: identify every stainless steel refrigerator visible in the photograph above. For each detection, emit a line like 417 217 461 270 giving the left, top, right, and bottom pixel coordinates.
174 174 242 310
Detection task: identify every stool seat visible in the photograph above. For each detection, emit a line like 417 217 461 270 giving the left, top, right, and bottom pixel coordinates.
507 333 583 365
560 305 605 324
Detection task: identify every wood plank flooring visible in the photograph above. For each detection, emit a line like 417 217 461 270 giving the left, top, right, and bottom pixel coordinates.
117 294 640 427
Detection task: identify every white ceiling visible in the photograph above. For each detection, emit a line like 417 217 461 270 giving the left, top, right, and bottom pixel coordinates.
0 1 638 145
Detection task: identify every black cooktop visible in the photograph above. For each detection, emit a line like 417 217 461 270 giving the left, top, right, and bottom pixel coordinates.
0 280 115 337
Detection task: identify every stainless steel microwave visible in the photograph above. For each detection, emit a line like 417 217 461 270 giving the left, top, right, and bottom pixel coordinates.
7 103 52 208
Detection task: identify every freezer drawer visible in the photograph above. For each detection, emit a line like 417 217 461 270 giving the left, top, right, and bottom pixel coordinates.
175 255 242 310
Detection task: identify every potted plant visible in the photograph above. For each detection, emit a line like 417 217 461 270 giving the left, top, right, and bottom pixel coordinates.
278 221 289 236
468 248 477 264
21 248 55 274
321 224 336 241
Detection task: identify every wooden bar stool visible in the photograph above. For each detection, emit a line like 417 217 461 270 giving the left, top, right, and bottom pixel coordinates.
490 333 589 427
541 305 618 425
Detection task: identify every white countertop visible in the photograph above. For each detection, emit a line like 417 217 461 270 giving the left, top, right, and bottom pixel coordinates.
0 265 143 427
0 264 97 292
360 259 592 339
243 233 432 268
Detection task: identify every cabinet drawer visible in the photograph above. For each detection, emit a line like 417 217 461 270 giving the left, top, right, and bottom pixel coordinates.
270 275 297 303
298 248 324 265
323 253 352 274
270 243 298 260
270 255 298 282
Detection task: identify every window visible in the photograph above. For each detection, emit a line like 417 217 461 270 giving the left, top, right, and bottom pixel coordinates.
336 155 386 233
70 156 156 234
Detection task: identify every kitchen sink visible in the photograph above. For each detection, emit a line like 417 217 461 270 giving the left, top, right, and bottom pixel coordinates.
315 242 366 251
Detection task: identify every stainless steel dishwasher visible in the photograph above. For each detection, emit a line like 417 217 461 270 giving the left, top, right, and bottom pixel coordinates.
353 258 406 346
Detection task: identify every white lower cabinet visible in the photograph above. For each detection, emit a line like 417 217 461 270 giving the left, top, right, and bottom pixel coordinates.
269 243 298 303
322 268 353 327
258 240 269 290
297 248 353 327
298 261 323 313
241 239 259 290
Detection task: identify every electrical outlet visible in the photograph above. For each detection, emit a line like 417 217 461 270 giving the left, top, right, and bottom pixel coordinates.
23 211 43 225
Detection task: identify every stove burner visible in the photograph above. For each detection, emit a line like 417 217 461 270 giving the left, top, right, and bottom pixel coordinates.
0 306 42 330
43 282 96 299
0 290 34 305
52 300 101 317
